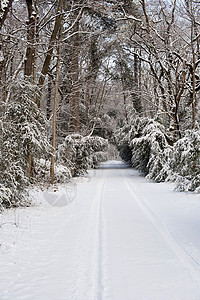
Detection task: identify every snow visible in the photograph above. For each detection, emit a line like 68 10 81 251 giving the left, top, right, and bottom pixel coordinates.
0 0 9 13
1 161 200 299
0 50 4 62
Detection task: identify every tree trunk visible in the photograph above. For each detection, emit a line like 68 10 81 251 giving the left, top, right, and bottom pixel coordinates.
71 14 80 133
47 73 52 120
25 0 36 177
50 32 62 185
0 0 13 102
24 0 35 77
38 0 63 101
191 19 197 129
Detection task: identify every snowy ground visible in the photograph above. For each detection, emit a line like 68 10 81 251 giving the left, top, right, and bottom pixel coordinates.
1 161 200 299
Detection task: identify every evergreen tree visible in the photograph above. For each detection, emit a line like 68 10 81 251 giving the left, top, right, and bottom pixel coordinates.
0 78 51 208
57 134 108 176
171 130 200 192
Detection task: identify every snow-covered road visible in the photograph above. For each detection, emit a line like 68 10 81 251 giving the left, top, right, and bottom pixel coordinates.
1 161 200 299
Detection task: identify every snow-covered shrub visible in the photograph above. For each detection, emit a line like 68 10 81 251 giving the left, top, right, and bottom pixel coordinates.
116 117 172 182
116 112 200 192
130 119 172 182
115 124 133 163
0 78 51 208
92 151 108 168
85 136 108 168
54 164 72 183
35 159 72 185
57 134 108 176
170 130 200 192
57 134 89 176
0 184 12 211
115 109 149 163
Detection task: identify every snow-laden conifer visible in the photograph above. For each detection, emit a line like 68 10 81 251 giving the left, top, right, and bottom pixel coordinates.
115 123 133 163
171 130 200 192
131 119 172 182
86 135 108 168
0 78 51 208
57 134 108 176
116 115 172 182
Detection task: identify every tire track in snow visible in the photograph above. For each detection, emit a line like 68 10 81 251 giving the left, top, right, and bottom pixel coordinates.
72 176 105 300
124 171 200 286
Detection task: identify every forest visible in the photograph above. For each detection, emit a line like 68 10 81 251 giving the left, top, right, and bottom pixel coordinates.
0 0 200 209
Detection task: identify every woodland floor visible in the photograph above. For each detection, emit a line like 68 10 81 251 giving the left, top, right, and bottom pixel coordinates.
1 161 200 299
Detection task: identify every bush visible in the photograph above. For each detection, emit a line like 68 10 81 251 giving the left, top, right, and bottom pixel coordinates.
57 134 108 176
115 124 133 163
116 114 200 193
116 117 171 182
130 119 172 182
35 159 72 185
0 78 51 208
86 136 108 168
0 184 12 210
171 130 200 192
